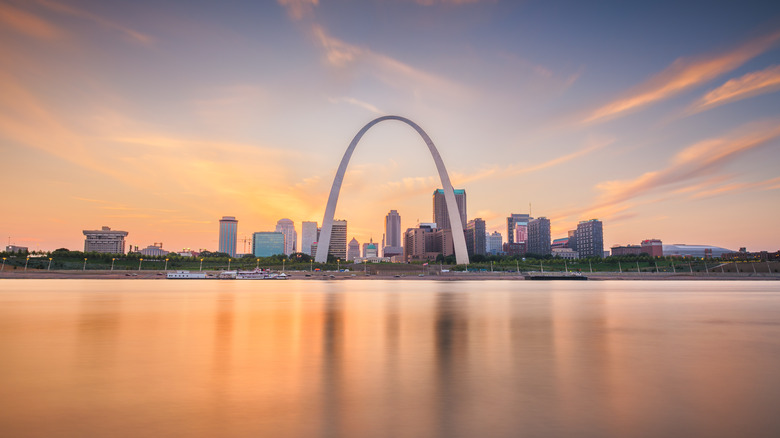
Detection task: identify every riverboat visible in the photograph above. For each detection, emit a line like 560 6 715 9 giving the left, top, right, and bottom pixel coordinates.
166 270 207 279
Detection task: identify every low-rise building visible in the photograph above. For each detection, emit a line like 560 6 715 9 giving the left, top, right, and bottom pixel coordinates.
552 248 579 259
83 226 128 254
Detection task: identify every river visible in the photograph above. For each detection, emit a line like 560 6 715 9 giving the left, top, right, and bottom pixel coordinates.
1 279 779 437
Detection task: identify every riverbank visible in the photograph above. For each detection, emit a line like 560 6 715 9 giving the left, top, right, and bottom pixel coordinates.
1 270 779 280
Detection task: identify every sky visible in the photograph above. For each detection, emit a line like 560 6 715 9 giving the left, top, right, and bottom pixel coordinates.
1 0 780 254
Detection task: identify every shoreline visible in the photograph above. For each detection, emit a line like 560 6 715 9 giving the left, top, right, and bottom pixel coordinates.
1 270 778 281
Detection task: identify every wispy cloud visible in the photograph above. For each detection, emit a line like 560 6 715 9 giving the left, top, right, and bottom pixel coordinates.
583 31 780 124
36 0 153 44
277 0 319 21
595 119 780 205
0 1 61 39
689 176 780 200
310 25 469 99
689 65 780 114
328 96 385 115
413 0 493 5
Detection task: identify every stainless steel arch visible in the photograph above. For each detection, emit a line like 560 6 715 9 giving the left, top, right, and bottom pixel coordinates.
316 116 470 265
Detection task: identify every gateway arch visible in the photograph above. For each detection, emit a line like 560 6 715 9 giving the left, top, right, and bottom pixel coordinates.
315 115 469 265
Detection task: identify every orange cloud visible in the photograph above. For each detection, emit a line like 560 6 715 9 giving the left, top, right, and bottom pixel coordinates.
690 65 780 113
0 2 61 39
689 176 780 200
595 119 780 205
583 31 780 124
277 0 319 21
36 0 153 44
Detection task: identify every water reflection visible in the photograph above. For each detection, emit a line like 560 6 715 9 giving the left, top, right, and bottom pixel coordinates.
1 280 780 438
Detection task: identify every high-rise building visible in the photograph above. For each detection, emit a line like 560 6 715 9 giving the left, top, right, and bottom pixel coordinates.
218 216 238 257
275 219 297 255
83 226 128 254
575 219 604 258
527 217 551 256
347 238 360 262
486 231 503 255
506 213 531 244
301 221 318 256
328 220 347 260
252 232 285 257
568 229 578 251
383 210 402 257
465 218 486 257
432 189 466 231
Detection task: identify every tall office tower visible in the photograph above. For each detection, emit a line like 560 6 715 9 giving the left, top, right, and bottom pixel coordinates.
576 219 604 258
465 218 486 257
252 232 285 257
347 238 360 261
432 189 466 231
506 213 531 244
218 216 238 257
328 220 347 260
275 218 297 255
568 229 578 251
383 210 403 258
301 221 318 256
486 231 503 255
83 226 128 254
527 217 552 256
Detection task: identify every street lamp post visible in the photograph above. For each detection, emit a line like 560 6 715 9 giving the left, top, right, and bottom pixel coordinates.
111 258 115 271
618 261 622 273
256 258 260 269
138 258 143 271
282 258 285 272
24 256 30 271
83 258 87 271
200 258 204 271
164 258 169 271
310 259 312 272
364 259 367 275
337 259 340 272
48 258 53 271
1 257 6 271
228 258 231 271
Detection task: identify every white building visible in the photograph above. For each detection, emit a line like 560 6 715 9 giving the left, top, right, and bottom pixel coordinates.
139 244 169 257
486 231 503 255
552 248 579 259
301 221 318 256
275 218 297 255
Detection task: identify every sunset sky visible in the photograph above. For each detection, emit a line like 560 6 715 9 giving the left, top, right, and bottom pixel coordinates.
2 0 779 253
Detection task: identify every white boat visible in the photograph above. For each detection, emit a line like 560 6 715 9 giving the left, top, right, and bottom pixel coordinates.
166 270 207 279
235 269 288 280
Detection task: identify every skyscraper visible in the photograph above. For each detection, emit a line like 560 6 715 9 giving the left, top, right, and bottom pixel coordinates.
301 221 318 256
347 238 360 262
527 217 551 256
384 210 402 258
465 218 486 257
218 216 238 257
328 220 347 260
432 189 466 231
576 219 604 258
506 213 531 244
275 218 297 255
486 231 503 255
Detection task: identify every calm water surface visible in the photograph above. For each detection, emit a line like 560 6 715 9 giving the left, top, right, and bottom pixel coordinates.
1 279 780 437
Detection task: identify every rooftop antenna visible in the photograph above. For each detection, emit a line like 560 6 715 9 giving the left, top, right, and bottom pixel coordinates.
529 202 532 217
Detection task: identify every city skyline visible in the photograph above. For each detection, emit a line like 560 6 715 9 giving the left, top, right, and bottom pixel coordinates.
2 1 780 252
